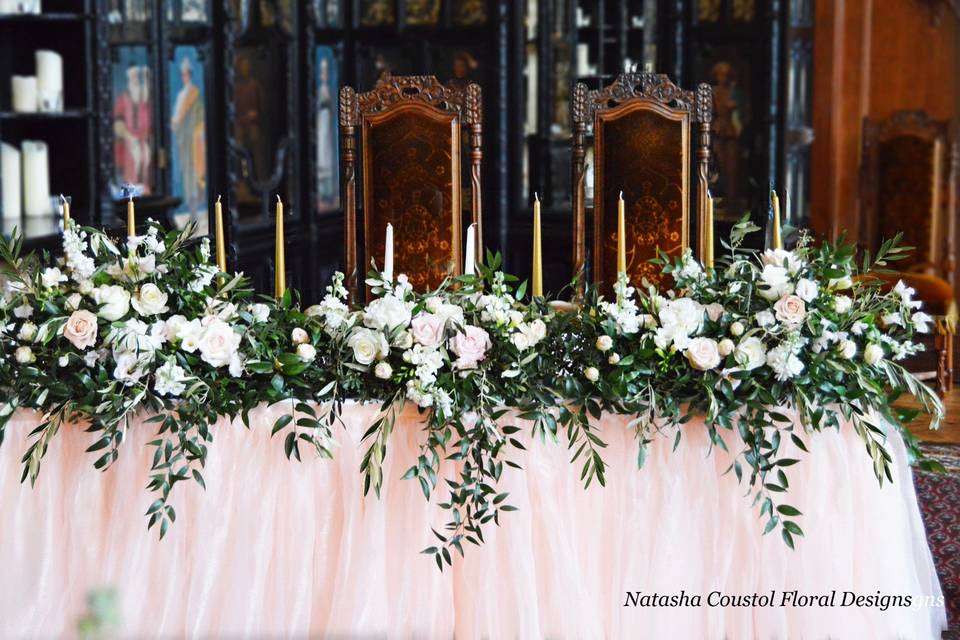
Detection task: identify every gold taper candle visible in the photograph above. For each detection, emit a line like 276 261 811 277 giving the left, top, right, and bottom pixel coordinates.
771 189 782 250
532 193 543 298
60 193 70 228
275 195 286 299
127 195 135 236
705 191 714 269
617 191 626 275
215 195 226 272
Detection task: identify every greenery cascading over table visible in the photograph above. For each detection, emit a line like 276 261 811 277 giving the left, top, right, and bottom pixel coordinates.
0 215 945 569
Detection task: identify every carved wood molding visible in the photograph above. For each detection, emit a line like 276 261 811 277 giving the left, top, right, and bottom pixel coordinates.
349 74 481 124
862 109 950 146
573 72 713 124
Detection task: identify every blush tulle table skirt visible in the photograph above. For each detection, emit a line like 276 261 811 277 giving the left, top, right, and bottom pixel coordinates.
0 404 947 639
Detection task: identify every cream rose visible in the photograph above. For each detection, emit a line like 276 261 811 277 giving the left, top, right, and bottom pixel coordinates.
584 366 600 382
795 278 819 302
864 343 884 366
410 313 446 347
296 343 317 362
347 327 389 366
449 325 491 370
730 321 745 337
608 353 621 365
839 340 857 360
131 283 169 316
15 346 35 364
197 318 242 368
17 322 37 342
834 295 853 314
65 293 82 311
734 336 766 370
718 338 735 357
92 285 131 321
374 362 393 380
596 335 614 352
63 309 98 350
291 327 309 345
774 294 807 325
705 303 724 323
685 337 721 371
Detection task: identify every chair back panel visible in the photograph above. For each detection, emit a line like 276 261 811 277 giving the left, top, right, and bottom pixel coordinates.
340 75 483 299
594 101 689 290
876 135 939 269
572 73 712 294
362 104 461 291
860 110 955 286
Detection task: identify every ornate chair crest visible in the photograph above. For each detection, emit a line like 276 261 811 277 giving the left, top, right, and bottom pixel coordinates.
339 74 483 298
571 72 712 291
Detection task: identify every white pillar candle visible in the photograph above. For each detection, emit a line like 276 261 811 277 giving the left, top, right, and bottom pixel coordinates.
22 140 51 217
464 223 476 275
383 222 394 281
1 142 21 220
0 0 18 15
18 0 41 14
11 76 38 113
35 50 63 112
577 44 590 77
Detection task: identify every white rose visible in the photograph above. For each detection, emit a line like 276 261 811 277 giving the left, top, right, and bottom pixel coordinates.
14 346 34 364
17 322 37 342
734 337 767 370
363 295 412 331
608 353 621 365
834 295 853 314
584 366 599 382
758 264 793 301
58 355 69 367
305 304 323 318
374 362 393 380
131 283 169 316
829 276 853 290
228 353 244 378
449 325 492 370
41 267 67 289
347 327 389 365
774 294 807 325
596 335 614 352
718 338 735 356
795 278 818 302
296 343 317 362
864 343 884 366
755 310 776 328
291 327 309 344
78 280 95 295
730 321 745 337
248 303 270 323
527 319 547 342
197 318 242 368
65 293 82 311
761 248 804 274
92 285 131 321
511 331 531 351
393 330 414 349
839 340 857 360
685 337 721 371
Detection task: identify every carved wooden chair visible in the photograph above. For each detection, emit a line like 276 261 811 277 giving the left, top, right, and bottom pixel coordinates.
860 110 958 393
571 72 713 293
339 74 482 299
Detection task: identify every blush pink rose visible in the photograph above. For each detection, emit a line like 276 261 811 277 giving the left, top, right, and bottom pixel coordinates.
63 309 98 350
774 294 807 325
449 325 491 370
411 312 446 347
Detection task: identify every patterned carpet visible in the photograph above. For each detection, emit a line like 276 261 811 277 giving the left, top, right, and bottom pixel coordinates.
915 444 960 637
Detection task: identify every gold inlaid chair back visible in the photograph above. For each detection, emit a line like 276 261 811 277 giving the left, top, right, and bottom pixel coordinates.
340 75 483 298
861 111 957 286
572 73 713 293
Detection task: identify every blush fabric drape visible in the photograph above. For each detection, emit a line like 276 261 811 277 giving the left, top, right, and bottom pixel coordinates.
0 404 946 639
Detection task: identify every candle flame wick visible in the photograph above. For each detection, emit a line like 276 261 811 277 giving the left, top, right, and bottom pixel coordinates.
276 195 282 204
534 192 539 202
217 194 221 203
619 190 624 199
59 193 66 203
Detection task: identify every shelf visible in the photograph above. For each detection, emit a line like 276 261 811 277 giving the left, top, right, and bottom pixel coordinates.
0 110 92 121
0 12 89 22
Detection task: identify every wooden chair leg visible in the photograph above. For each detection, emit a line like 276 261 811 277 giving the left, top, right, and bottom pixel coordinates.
935 330 948 397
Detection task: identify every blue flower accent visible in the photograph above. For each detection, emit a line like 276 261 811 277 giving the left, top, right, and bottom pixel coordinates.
120 183 142 200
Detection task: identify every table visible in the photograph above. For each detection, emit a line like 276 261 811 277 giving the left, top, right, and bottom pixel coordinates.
0 403 947 638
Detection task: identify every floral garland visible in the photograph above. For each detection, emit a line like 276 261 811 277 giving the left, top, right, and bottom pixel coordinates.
0 216 944 565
